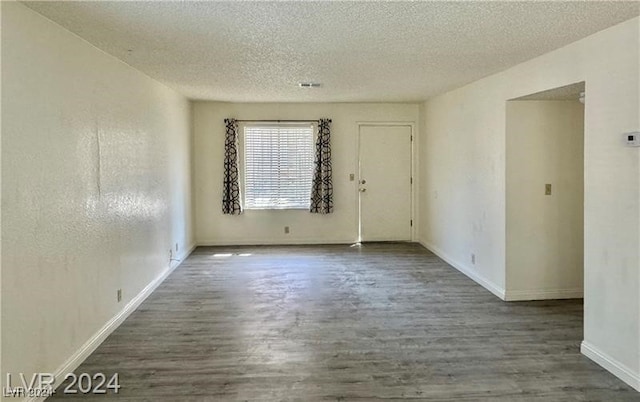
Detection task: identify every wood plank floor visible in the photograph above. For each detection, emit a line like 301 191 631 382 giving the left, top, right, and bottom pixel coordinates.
50 243 640 401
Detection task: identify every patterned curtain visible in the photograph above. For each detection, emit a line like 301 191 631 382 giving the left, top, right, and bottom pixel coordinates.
222 118 242 215
310 118 333 214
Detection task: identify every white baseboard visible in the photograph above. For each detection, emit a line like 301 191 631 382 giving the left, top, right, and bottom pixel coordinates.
581 341 640 391
196 238 357 246
418 240 506 300
505 288 583 301
27 243 196 402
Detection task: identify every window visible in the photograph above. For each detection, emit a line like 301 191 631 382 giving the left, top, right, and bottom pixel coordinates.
243 123 315 210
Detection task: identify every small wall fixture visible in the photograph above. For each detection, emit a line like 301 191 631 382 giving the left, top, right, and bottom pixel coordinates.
624 131 640 147
298 82 321 88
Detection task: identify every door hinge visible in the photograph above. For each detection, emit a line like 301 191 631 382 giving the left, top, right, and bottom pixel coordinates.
410 177 413 184
410 135 413 141
410 220 413 227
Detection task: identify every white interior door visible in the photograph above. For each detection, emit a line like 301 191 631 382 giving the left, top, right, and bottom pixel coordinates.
359 125 412 242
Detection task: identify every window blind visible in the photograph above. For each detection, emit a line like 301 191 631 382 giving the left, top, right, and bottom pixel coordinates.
243 124 315 209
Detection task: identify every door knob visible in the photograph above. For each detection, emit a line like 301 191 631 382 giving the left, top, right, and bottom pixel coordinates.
359 188 367 192
360 179 366 184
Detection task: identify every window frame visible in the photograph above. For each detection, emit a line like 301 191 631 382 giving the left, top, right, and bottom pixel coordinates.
239 122 317 211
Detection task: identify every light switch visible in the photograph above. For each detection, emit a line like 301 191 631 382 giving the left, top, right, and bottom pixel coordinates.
349 173 355 181
545 184 552 195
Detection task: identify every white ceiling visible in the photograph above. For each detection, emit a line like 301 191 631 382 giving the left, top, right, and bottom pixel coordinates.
23 1 640 103
514 81 585 101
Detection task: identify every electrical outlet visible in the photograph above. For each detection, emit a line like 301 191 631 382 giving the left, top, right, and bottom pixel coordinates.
545 184 552 195
284 226 290 234
117 289 122 302
471 253 476 264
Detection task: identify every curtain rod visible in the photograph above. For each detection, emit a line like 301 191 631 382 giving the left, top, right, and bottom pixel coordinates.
232 119 331 123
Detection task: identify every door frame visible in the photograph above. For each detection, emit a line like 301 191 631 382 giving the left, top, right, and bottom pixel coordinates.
356 122 417 243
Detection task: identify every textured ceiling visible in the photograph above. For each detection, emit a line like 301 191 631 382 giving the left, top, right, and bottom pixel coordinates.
23 1 640 103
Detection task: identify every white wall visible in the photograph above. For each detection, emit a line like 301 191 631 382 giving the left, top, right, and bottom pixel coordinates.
506 100 584 300
1 2 193 395
419 17 639 390
193 102 418 245
0 2 3 395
